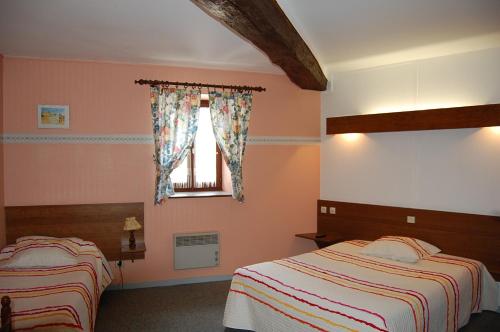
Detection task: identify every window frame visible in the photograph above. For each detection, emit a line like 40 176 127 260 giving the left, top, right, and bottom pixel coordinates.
173 99 223 192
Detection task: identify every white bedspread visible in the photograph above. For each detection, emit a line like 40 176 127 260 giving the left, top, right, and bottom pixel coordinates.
224 240 498 332
0 242 112 331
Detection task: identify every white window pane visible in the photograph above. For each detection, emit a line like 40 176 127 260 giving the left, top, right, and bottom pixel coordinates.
171 156 189 187
194 107 217 187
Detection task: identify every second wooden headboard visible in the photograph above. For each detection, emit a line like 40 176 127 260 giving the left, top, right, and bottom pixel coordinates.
318 200 500 280
5 202 144 261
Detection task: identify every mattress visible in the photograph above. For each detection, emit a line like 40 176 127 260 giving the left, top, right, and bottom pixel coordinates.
224 240 499 332
0 242 112 331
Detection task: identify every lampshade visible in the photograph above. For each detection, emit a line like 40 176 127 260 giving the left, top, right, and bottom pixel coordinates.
123 217 142 231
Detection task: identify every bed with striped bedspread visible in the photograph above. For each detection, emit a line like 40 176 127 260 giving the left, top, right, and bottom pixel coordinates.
224 240 499 332
0 241 112 332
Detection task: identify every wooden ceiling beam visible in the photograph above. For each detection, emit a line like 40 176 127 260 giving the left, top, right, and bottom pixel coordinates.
191 0 328 91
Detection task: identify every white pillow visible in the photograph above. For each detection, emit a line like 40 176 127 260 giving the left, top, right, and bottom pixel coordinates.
15 235 56 243
415 238 441 256
3 247 78 268
16 235 85 247
360 236 441 263
15 237 81 256
3 237 81 268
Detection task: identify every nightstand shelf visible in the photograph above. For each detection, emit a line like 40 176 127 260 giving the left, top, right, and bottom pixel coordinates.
295 232 343 248
120 233 146 261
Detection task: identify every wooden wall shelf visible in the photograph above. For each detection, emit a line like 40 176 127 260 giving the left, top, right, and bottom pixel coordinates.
326 103 500 134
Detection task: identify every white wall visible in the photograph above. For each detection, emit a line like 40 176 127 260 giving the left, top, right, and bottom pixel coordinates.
321 47 500 216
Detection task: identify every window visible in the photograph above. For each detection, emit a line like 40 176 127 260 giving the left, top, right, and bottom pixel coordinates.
170 100 222 192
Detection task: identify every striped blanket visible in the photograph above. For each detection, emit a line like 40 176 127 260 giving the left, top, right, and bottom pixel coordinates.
224 240 499 332
0 241 112 331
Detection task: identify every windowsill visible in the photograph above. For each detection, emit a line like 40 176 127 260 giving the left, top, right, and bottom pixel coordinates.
170 191 232 199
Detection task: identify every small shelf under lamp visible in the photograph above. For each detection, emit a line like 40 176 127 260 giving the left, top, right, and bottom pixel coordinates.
123 217 142 250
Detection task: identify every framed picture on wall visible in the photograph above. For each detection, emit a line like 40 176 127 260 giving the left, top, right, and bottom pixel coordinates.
37 105 70 128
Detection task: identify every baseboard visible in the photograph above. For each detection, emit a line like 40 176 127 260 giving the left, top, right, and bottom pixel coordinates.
106 274 233 291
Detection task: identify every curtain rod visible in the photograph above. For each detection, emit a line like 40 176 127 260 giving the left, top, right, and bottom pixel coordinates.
134 79 266 92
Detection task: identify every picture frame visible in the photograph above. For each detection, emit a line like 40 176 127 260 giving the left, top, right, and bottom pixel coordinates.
37 105 70 129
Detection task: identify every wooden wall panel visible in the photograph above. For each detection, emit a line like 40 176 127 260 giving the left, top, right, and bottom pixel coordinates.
317 200 500 280
5 203 144 261
326 103 500 134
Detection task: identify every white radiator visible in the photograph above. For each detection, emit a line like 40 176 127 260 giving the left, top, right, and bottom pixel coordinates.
174 232 220 270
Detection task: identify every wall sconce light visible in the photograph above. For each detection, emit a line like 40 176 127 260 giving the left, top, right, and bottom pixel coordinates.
340 133 362 142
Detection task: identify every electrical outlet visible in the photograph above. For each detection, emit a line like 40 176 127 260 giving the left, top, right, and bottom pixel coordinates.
407 216 416 224
320 206 327 213
329 207 336 214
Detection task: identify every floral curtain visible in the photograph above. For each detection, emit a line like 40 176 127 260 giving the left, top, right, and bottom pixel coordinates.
209 91 253 202
150 87 201 204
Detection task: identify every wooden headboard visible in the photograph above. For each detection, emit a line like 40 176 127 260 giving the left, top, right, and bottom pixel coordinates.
5 203 144 261
318 200 500 280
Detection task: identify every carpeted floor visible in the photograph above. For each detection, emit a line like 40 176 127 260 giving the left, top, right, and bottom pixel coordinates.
95 281 231 332
95 280 500 332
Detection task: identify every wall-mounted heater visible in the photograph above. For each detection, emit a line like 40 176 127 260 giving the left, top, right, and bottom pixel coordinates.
174 232 219 270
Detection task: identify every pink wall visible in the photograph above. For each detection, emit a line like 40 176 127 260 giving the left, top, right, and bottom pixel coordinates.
0 55 4 247
2 57 319 284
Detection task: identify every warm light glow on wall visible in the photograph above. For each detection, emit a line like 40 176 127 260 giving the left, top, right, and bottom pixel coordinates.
340 133 362 142
479 126 500 138
414 102 469 111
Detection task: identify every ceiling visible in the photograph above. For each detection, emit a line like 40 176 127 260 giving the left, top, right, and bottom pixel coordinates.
1 0 500 75
0 0 281 73
278 0 500 72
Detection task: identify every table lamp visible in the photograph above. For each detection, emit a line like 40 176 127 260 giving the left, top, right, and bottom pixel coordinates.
123 217 142 249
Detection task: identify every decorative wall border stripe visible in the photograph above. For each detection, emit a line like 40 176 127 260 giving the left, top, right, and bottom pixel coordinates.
1 134 320 145
2 134 153 144
249 136 320 145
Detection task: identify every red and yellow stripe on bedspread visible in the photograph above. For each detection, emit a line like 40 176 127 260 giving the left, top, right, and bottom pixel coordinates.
231 267 389 332
347 240 483 319
10 304 83 331
225 240 482 332
0 244 112 332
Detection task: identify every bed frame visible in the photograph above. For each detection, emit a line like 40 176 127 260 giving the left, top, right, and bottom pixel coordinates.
317 200 500 280
1 297 11 332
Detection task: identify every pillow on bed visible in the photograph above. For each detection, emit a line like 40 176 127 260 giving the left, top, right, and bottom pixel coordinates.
15 235 56 243
15 237 81 256
2 237 80 268
360 236 440 263
16 235 84 245
3 248 78 268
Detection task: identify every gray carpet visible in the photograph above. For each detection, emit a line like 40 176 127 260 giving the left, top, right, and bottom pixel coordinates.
95 280 500 332
95 281 231 332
